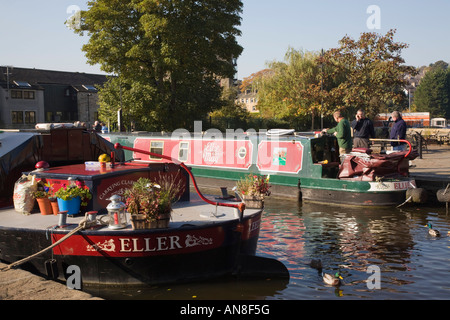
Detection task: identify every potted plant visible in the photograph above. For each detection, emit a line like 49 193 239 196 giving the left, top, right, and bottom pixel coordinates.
32 181 52 215
235 174 271 209
124 175 184 229
55 181 92 216
42 181 60 215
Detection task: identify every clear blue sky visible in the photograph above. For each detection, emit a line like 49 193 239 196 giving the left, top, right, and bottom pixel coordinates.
1 0 449 79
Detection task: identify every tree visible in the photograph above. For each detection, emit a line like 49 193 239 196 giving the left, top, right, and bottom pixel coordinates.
413 68 450 118
74 0 243 131
429 60 449 72
320 29 416 118
246 48 322 122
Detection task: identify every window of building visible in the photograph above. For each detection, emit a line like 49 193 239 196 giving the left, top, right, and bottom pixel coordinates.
150 141 164 160
82 84 97 91
23 91 35 99
13 81 31 88
11 90 22 99
178 142 189 162
46 112 53 122
24 111 36 124
54 112 63 122
11 111 24 124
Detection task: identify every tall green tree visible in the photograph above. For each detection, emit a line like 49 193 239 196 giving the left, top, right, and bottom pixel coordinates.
320 29 415 118
75 0 243 131
413 68 450 118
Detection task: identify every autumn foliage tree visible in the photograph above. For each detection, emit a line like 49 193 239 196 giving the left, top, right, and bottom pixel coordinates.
320 29 416 118
74 0 243 131
248 30 415 129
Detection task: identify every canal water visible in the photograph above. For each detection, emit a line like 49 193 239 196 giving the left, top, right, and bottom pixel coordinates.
86 197 450 300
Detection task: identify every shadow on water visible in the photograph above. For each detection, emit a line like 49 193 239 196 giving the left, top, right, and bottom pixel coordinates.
85 276 289 300
85 196 450 300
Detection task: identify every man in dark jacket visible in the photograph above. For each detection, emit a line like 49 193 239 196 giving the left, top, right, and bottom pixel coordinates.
389 111 407 151
351 109 375 149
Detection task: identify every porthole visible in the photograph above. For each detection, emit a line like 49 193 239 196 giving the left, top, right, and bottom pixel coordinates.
237 146 247 159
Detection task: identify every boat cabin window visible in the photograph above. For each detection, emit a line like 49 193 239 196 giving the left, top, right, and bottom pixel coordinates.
150 141 164 159
178 142 189 162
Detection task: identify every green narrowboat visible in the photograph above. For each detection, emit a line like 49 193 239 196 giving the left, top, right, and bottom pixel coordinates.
102 130 417 207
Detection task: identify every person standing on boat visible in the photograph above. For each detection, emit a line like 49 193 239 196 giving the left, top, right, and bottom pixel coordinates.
323 111 352 155
93 121 102 132
351 109 375 149
390 111 407 151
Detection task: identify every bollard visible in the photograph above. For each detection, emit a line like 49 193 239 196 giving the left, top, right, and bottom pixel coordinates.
58 210 68 227
417 133 423 159
86 211 97 222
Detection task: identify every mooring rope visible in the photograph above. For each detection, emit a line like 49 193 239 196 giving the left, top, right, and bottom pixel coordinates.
0 214 106 272
396 195 412 208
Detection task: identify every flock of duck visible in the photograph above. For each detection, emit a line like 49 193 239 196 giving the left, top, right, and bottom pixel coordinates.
309 222 446 288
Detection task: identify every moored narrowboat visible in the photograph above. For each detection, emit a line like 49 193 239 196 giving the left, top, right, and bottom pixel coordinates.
102 130 418 207
0 140 289 287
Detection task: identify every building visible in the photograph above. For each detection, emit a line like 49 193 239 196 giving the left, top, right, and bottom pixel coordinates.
0 66 108 129
236 89 259 113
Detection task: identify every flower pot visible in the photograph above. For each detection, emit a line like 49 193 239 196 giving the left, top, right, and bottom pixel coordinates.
130 214 151 230
57 196 81 216
50 199 59 215
241 195 264 209
130 212 171 230
156 212 171 228
36 198 53 215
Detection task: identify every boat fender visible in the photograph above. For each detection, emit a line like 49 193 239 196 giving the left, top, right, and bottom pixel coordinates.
405 188 428 204
437 187 450 203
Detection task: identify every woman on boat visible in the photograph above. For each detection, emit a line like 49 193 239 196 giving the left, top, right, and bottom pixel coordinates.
323 111 352 155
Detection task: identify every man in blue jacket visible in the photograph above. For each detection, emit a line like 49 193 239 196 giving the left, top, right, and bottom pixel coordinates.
390 111 407 151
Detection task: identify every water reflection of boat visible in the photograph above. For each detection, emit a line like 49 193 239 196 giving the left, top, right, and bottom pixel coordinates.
299 202 415 274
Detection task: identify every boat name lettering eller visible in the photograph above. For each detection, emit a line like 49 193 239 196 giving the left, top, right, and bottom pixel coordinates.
119 236 183 252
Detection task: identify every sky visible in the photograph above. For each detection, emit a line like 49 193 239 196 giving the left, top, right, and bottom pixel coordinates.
1 0 449 80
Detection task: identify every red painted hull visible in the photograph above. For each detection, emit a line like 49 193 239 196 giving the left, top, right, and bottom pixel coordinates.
0 210 262 286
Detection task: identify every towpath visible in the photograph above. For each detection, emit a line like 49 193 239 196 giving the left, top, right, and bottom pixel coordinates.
409 144 450 180
0 262 101 300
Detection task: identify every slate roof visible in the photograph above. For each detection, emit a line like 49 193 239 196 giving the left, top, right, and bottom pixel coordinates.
0 66 109 91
